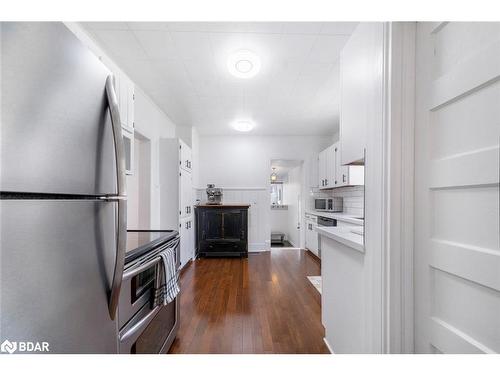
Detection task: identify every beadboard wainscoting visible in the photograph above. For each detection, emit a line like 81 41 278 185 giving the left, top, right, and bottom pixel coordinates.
196 188 270 252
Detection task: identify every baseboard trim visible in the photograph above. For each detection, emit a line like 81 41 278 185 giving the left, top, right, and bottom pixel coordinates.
180 259 193 276
249 242 270 252
323 337 334 354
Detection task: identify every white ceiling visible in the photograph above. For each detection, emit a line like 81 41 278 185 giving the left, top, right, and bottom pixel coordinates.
82 22 357 136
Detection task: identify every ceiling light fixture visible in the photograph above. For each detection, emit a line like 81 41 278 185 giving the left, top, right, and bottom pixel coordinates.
231 120 255 132
227 50 261 79
271 168 277 182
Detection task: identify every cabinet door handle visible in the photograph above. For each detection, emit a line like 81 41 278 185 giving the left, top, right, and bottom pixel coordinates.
343 174 346 183
325 179 328 186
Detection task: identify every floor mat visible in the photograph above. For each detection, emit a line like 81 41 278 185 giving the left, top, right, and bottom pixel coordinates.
307 276 322 294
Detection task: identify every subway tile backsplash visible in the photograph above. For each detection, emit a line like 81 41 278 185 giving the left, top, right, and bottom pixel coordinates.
309 186 364 218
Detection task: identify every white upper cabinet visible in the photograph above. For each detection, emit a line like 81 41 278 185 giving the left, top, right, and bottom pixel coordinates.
340 23 382 165
179 139 192 173
319 145 335 189
319 142 364 190
318 148 329 188
327 145 336 187
334 142 364 187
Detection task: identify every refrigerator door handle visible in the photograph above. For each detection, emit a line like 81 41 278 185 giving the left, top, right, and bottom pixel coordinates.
105 74 127 320
105 74 127 198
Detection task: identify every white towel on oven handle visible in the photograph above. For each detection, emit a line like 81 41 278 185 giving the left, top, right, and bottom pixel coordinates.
152 245 180 307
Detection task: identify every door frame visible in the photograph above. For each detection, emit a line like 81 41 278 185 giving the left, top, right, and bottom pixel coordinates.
381 21 417 353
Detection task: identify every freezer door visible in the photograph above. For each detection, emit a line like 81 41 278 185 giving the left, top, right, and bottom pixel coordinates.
0 200 119 353
1 22 117 195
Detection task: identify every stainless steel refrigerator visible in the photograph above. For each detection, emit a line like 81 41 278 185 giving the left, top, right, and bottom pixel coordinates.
1 22 127 353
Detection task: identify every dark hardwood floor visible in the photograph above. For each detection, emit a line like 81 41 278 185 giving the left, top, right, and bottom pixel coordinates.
169 249 329 354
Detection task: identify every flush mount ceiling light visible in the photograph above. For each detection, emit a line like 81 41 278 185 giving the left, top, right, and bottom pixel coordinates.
231 120 255 132
227 50 261 79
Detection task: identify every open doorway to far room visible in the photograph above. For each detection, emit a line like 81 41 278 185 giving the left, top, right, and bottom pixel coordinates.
269 159 304 250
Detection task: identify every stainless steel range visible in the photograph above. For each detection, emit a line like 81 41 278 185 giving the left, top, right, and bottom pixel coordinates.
118 230 180 354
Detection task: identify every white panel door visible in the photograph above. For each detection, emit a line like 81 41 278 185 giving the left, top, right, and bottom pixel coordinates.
414 22 500 354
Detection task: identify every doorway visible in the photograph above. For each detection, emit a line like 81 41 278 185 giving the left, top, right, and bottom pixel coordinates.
126 131 151 230
269 159 303 249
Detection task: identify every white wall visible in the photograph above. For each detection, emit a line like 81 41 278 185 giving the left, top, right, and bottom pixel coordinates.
197 135 331 250
127 135 150 229
270 208 289 239
197 135 330 188
176 125 193 147
133 87 176 229
191 127 200 189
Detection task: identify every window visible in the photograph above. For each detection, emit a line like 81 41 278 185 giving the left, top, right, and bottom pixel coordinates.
270 182 284 206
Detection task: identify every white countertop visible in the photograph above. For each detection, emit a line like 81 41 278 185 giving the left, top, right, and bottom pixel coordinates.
315 226 365 253
305 210 364 226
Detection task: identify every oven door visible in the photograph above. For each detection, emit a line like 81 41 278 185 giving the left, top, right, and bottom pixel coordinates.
119 247 162 328
118 241 180 353
119 296 179 354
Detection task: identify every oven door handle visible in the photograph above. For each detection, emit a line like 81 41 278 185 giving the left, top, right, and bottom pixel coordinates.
122 255 163 282
119 304 162 344
122 240 180 281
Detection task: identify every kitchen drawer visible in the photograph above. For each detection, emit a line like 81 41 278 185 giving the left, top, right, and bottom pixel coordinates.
199 240 247 257
201 240 244 252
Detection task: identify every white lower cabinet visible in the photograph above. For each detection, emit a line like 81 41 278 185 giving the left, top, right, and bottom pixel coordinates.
179 216 194 268
159 138 195 269
179 170 192 218
305 215 319 257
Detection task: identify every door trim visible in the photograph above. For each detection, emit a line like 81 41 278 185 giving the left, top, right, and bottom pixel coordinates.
382 22 417 354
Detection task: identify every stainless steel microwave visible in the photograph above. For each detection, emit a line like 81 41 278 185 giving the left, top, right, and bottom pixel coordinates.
314 197 343 212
